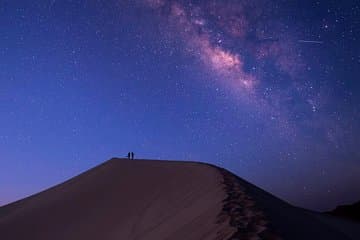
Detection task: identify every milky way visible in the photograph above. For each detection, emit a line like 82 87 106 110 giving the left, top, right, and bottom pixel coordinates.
140 0 332 138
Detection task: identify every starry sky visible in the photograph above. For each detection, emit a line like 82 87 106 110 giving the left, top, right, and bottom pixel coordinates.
1 0 359 211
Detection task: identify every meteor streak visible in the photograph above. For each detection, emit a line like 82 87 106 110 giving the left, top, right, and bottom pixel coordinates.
298 40 324 44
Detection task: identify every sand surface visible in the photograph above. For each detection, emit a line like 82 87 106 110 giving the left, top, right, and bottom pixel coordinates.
1 159 359 240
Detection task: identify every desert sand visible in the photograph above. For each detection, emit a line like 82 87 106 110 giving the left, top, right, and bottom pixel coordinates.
0 158 359 240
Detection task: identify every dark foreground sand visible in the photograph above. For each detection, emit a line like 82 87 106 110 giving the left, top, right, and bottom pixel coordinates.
0 159 359 240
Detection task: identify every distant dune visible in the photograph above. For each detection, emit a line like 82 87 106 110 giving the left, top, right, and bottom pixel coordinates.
327 201 360 222
0 158 359 240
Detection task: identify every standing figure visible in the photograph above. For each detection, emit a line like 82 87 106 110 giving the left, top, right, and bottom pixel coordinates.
127 152 131 160
131 152 134 160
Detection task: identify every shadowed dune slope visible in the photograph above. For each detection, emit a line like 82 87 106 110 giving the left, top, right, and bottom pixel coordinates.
1 159 359 240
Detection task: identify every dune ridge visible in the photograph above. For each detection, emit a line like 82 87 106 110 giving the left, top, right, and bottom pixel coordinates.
217 168 280 240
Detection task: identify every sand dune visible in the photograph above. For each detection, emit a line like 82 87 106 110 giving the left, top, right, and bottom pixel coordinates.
327 201 360 222
0 159 359 240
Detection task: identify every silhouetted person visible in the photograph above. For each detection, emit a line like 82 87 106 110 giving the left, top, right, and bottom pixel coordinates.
131 152 134 160
127 152 131 160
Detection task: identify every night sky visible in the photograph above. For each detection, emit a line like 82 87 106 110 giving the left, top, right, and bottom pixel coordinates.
1 0 359 211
